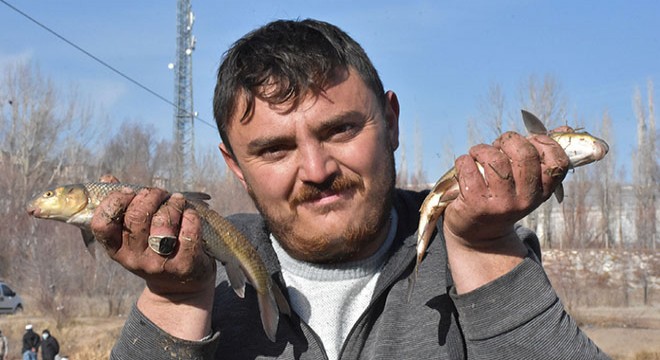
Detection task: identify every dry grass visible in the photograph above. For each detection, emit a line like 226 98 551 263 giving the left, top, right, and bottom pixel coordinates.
3 307 659 359
572 306 660 359
0 249 656 358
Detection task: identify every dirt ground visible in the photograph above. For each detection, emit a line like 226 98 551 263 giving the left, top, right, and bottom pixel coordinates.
574 306 660 360
0 306 658 359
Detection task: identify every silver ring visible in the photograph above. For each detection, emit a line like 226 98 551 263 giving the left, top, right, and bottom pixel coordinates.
147 235 177 256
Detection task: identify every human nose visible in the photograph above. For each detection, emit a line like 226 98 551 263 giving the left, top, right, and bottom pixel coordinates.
298 142 339 184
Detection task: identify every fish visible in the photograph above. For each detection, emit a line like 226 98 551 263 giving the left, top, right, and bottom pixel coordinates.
410 109 610 295
26 182 290 342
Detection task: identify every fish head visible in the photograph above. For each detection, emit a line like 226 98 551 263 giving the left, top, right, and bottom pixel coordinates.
27 184 89 222
550 130 609 168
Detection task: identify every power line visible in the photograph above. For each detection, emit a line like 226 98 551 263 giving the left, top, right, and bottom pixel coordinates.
0 0 218 130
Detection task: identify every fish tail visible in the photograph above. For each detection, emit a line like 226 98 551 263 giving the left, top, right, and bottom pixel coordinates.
416 227 431 267
406 269 418 303
271 282 291 316
407 224 433 302
257 287 281 342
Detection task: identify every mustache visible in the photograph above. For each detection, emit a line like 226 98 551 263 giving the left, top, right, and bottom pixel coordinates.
290 174 364 207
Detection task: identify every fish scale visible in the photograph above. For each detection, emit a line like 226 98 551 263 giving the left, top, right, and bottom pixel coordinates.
27 181 290 342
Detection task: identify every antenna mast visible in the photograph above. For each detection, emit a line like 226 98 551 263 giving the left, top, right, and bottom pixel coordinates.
172 0 196 190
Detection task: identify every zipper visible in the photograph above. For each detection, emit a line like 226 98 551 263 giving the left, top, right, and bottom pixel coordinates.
336 244 416 359
273 274 330 360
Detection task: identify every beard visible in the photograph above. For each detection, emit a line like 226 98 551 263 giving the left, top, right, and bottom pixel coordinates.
246 150 396 264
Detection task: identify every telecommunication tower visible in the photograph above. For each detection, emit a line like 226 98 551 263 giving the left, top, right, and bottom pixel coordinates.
172 0 196 190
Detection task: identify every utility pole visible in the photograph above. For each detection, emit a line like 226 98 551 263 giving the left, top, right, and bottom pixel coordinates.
172 0 196 190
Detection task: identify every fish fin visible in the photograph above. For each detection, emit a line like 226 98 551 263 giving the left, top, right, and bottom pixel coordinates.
271 282 291 316
257 290 280 342
554 183 565 203
407 223 433 302
406 268 418 303
521 109 548 135
181 192 212 202
225 262 246 298
81 229 97 259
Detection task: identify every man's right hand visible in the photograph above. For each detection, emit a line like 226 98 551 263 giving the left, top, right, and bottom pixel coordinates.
90 186 217 340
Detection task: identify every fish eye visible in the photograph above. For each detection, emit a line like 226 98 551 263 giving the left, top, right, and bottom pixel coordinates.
44 191 53 197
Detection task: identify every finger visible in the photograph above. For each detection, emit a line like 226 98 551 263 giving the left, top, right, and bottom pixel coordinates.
495 132 542 203
469 143 515 196
148 193 186 257
121 188 171 254
173 206 214 283
90 187 136 255
529 134 570 199
454 153 487 203
178 205 202 254
151 206 213 291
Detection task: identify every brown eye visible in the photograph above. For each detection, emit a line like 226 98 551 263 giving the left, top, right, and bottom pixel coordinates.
44 191 53 198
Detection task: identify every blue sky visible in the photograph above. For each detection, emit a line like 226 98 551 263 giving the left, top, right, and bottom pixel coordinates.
1 1 657 182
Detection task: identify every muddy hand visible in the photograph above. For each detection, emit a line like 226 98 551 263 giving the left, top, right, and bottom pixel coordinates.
90 188 216 295
443 130 569 247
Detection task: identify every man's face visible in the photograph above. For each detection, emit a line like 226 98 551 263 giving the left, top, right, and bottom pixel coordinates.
220 69 400 263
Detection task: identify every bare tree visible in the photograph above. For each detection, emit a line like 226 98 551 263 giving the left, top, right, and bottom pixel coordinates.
98 121 162 185
593 112 620 249
632 80 658 250
466 117 484 147
192 145 256 215
434 134 456 186
517 74 567 248
411 120 427 188
0 62 96 284
559 166 598 249
421 125 456 194
517 74 567 131
465 83 506 168
0 61 117 320
395 139 409 188
478 82 506 139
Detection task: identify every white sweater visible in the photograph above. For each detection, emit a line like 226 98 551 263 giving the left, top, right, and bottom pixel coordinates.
271 209 398 360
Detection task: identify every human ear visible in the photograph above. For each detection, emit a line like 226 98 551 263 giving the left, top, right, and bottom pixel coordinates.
384 90 400 151
219 143 248 190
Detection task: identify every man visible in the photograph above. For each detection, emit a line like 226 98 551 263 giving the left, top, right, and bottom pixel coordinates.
0 329 7 360
92 19 608 359
40 330 59 360
22 324 39 360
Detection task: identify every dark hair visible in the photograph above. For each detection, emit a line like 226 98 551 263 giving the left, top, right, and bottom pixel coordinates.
213 19 386 156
